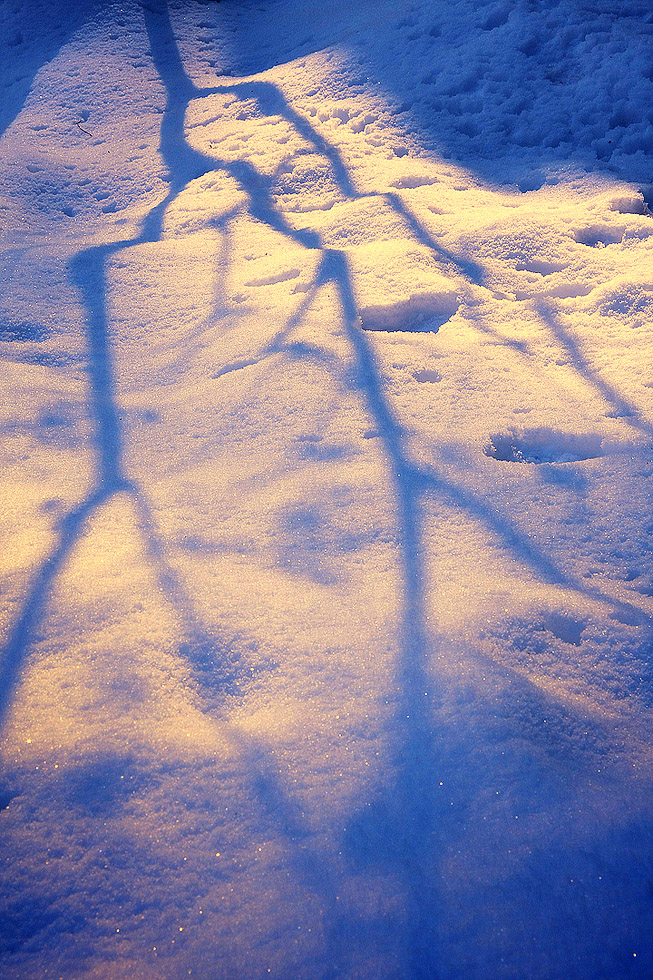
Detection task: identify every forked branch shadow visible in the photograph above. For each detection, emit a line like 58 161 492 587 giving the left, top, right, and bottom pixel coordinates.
0 488 113 731
3 3 652 978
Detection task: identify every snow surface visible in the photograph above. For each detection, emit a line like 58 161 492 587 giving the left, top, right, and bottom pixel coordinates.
1 0 652 978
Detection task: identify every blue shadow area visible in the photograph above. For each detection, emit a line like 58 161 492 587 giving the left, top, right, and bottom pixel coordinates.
217 0 653 189
0 0 99 140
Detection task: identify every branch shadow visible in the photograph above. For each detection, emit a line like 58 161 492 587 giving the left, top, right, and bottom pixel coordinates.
534 297 653 441
0 487 113 732
383 191 486 288
3 3 653 979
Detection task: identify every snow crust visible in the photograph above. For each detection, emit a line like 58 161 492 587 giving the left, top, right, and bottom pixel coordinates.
0 1 652 978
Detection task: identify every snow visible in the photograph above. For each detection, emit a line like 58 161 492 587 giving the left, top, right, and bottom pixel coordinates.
0 0 652 978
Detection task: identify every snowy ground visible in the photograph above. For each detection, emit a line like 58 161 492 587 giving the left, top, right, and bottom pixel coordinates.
1 1 652 978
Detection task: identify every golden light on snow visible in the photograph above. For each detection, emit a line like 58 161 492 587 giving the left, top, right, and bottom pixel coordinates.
1 0 652 978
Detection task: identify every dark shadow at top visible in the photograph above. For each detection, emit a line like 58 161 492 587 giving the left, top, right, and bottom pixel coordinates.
215 0 653 189
0 0 100 141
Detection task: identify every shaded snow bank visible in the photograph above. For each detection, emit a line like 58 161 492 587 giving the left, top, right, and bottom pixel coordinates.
216 0 653 188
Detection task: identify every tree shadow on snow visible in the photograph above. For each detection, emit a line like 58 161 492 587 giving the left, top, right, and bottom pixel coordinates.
2 2 653 979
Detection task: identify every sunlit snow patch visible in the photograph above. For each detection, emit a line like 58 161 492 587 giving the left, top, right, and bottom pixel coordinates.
484 426 604 464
